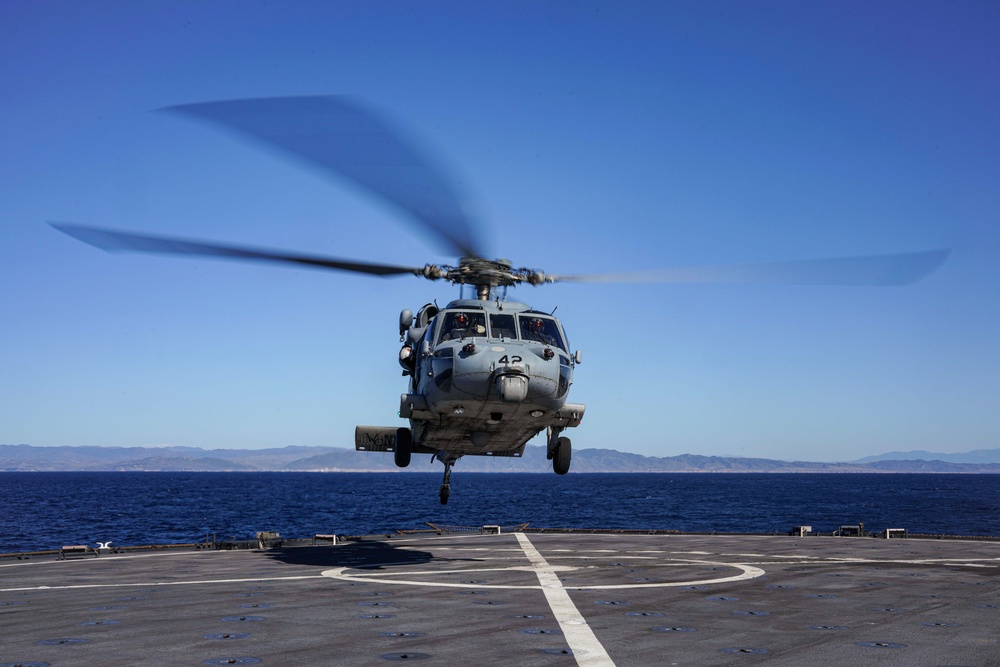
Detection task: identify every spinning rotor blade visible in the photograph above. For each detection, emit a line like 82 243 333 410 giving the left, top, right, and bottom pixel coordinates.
162 96 482 259
548 249 950 286
50 223 427 277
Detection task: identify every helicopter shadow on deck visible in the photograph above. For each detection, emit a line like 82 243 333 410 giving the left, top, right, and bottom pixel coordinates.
265 539 482 571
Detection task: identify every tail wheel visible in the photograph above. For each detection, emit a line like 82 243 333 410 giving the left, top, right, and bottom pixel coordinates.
553 436 571 475
394 428 412 468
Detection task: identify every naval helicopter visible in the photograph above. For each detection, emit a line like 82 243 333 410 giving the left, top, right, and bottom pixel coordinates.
51 96 948 504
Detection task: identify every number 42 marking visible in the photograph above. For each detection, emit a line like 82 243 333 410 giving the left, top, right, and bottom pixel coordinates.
499 355 522 364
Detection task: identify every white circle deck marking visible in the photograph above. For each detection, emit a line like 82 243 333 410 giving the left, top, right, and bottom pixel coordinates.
321 562 764 590
320 533 766 591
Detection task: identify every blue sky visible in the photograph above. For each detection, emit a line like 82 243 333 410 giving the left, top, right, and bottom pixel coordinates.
1 1 997 461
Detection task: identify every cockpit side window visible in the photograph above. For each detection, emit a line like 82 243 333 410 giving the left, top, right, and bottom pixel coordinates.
518 315 566 350
426 316 439 345
438 311 486 342
489 313 517 340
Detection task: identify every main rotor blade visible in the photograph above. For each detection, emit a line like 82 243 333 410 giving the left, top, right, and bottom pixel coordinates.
50 222 425 277
162 96 482 259
549 249 950 286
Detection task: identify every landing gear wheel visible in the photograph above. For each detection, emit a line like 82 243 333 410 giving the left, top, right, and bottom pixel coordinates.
553 436 571 475
394 428 412 468
439 457 454 505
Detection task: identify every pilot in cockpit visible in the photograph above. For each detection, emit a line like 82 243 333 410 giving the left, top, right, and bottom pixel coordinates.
523 317 555 345
521 316 559 345
450 313 469 340
440 312 485 341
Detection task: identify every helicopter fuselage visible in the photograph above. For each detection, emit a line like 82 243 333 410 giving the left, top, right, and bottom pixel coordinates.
399 298 584 459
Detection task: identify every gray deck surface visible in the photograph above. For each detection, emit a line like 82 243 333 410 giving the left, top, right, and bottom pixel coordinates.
2 532 999 666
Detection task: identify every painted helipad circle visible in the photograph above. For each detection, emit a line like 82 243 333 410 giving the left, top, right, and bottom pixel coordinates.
321 543 765 591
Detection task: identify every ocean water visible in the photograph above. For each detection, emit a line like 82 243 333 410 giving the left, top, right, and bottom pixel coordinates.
2 472 998 553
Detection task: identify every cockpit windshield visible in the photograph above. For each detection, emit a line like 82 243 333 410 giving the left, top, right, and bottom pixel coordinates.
489 313 516 340
518 315 566 350
438 311 486 342
436 310 566 349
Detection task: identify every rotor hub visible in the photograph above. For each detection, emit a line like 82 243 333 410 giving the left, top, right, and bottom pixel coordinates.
416 257 550 299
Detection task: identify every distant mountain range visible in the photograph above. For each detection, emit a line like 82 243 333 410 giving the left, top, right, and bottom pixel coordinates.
2 444 999 473
852 448 1000 464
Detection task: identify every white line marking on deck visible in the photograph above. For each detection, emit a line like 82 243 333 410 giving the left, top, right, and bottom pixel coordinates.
0 575 325 593
514 532 616 667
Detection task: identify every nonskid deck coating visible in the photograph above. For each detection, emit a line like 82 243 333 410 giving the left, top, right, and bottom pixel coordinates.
1 532 999 666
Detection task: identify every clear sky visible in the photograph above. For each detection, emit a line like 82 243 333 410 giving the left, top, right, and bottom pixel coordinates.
1 2 997 462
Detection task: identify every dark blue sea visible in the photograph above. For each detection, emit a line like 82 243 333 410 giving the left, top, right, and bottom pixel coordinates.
2 472 999 553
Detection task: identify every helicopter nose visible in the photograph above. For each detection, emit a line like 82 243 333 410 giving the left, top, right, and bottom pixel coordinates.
496 372 528 403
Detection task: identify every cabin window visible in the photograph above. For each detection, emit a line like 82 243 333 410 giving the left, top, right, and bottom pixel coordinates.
518 315 566 350
432 347 454 392
438 311 486 342
489 314 517 340
558 362 571 398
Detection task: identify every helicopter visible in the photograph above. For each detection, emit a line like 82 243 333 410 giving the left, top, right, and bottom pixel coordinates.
52 96 948 504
